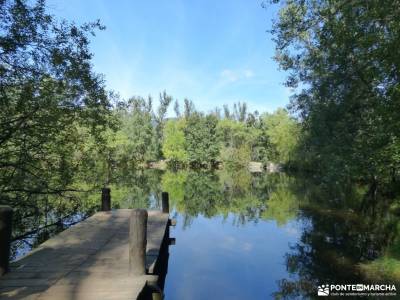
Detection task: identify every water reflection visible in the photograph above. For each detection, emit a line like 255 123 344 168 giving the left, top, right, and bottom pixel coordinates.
7 168 400 299
273 180 400 299
160 170 400 299
162 169 301 227
164 213 302 300
9 169 164 259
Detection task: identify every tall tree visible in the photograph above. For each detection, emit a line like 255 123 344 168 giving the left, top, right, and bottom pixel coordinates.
153 91 172 158
162 119 187 165
183 98 195 119
262 109 299 164
174 99 181 118
269 0 400 184
0 0 113 235
184 113 219 167
0 0 111 199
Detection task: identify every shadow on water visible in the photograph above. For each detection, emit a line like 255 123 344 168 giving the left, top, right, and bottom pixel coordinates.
139 225 172 300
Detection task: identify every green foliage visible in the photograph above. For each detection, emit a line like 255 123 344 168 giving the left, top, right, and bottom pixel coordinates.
153 91 173 158
158 103 300 168
270 0 400 184
217 119 255 167
184 113 219 167
262 108 300 164
162 119 188 165
118 97 155 164
0 0 113 229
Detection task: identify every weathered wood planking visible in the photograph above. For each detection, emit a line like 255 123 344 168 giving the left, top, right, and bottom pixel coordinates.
0 209 169 300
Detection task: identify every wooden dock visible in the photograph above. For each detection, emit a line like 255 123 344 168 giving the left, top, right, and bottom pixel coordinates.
0 209 171 300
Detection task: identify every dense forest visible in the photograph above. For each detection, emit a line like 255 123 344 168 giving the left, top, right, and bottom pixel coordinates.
1 0 400 286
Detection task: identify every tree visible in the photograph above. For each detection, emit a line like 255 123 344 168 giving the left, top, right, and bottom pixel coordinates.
269 0 400 185
153 91 172 159
262 108 299 164
173 100 181 118
162 119 188 165
0 0 113 237
233 102 248 122
184 113 219 167
119 96 154 164
217 119 255 167
183 98 195 119
0 0 112 195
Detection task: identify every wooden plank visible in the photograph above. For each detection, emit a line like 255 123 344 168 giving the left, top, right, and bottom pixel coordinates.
0 209 169 300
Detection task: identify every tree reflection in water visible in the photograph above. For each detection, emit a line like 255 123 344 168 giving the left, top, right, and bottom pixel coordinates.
6 168 400 297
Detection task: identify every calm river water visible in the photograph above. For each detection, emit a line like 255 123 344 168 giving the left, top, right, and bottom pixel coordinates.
11 169 399 299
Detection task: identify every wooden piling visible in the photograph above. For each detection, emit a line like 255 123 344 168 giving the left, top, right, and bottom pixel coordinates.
152 292 163 300
0 209 170 300
161 192 169 213
0 206 13 276
101 188 111 211
129 209 148 276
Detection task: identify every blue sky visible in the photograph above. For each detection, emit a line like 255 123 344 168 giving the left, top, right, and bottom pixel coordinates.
47 0 290 114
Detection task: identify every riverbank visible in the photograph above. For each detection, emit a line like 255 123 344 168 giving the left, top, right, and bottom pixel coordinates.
146 160 282 173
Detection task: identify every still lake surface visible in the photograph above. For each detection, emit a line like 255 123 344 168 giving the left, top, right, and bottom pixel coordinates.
164 214 303 299
11 169 398 299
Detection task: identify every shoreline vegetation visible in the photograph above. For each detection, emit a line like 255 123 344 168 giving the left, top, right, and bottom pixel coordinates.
96 94 299 177
146 160 281 173
1 0 400 291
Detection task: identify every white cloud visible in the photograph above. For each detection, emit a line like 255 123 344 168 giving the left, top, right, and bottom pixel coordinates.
220 69 240 82
219 68 255 83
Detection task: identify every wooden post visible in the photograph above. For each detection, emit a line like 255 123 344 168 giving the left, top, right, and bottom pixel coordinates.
0 206 13 276
161 192 169 213
129 209 147 276
101 188 111 211
152 292 163 300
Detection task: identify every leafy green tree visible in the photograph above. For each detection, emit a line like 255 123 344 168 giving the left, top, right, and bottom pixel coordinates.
162 119 188 165
173 100 181 118
119 97 154 164
183 98 195 119
233 102 248 122
223 104 232 119
184 113 219 167
0 0 119 250
0 0 112 222
269 0 400 185
262 108 299 164
153 91 172 159
217 119 255 167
